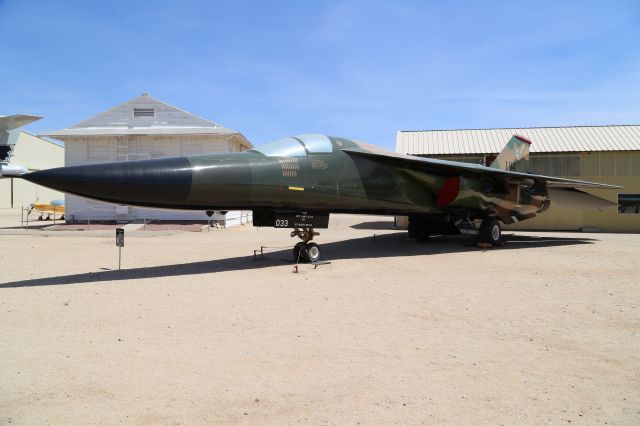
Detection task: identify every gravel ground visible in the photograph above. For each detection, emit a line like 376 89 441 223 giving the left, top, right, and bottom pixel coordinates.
0 209 638 424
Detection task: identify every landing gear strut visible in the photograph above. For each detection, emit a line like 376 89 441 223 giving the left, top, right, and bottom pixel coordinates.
291 227 321 262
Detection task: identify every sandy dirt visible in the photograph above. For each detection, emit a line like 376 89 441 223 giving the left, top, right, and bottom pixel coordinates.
0 209 638 424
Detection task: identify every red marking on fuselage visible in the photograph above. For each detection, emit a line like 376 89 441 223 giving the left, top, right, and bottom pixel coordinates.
437 176 460 208
514 134 532 144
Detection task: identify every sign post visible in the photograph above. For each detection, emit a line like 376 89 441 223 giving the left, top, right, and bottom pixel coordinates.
116 228 124 270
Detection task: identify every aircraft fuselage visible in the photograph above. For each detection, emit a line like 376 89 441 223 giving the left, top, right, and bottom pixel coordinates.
23 136 550 223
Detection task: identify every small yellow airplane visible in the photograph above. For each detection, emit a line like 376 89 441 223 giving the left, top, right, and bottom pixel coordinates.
29 199 65 221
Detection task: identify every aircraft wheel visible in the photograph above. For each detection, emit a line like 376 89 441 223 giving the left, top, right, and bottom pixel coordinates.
408 215 430 240
479 217 501 246
408 217 419 239
293 242 305 261
305 242 321 263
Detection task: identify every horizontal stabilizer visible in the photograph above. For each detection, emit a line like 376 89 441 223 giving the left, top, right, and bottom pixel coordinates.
0 163 28 178
0 114 42 134
549 188 618 210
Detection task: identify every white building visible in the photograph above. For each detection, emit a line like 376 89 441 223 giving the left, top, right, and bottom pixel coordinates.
0 131 64 209
42 93 253 224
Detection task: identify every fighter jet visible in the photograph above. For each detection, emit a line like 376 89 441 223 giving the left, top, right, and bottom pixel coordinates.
19 133 620 261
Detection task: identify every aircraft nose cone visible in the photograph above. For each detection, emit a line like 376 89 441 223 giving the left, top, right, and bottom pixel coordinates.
24 157 193 207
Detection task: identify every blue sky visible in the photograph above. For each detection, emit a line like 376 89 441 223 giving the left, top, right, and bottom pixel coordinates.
1 0 639 150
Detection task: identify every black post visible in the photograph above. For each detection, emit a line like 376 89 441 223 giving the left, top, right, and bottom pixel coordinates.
116 228 124 270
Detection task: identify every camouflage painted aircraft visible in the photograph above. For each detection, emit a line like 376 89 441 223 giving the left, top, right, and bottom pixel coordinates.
18 134 620 262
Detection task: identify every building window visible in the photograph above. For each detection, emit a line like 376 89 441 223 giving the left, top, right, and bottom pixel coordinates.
484 155 497 166
182 141 204 156
618 194 640 214
87 141 108 160
530 155 581 177
134 108 155 117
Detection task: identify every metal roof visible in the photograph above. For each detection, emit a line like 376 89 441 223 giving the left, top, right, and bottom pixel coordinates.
396 125 640 155
41 93 252 148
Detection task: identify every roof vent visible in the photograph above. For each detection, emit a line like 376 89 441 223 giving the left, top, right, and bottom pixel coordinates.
134 108 155 117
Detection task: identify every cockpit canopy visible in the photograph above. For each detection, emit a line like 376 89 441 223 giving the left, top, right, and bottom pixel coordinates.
250 134 333 157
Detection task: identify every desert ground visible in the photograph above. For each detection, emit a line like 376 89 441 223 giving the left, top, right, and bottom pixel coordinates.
0 209 638 425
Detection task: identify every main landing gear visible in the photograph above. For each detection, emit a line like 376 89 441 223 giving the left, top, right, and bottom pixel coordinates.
478 217 502 246
291 227 321 262
408 214 503 247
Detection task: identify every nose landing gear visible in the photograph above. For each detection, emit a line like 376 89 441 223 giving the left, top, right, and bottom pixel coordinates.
291 227 321 262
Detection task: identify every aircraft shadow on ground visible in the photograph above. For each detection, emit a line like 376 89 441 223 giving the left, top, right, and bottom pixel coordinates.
2 224 55 230
0 232 596 288
350 220 398 230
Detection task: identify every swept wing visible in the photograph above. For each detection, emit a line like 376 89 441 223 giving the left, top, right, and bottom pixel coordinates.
342 148 621 190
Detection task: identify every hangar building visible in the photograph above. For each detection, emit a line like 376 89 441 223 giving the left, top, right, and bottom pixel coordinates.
42 93 253 225
0 131 63 209
396 125 640 233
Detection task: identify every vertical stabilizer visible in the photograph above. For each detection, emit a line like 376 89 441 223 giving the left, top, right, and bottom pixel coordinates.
0 114 41 177
1 114 42 161
490 135 531 173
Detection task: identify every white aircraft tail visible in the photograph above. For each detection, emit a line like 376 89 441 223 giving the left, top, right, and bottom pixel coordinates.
0 114 41 177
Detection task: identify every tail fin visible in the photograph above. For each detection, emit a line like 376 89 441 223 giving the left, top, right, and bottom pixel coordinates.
490 135 531 173
1 114 42 162
0 114 41 177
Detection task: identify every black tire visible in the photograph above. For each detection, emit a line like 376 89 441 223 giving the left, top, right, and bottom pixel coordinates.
408 216 419 239
478 217 501 246
293 242 305 261
408 215 430 241
305 242 321 263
